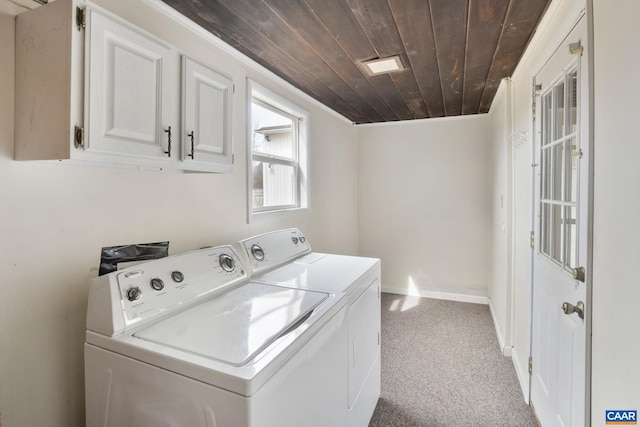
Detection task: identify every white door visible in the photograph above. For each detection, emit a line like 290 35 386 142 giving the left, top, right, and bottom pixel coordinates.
530 16 590 427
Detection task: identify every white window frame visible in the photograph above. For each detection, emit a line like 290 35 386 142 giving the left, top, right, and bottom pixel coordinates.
247 80 309 222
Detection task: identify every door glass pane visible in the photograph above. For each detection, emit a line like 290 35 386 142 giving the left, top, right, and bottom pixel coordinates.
552 204 562 263
566 138 578 203
565 205 577 267
543 92 553 146
541 148 551 199
554 82 565 139
552 143 565 201
541 203 551 256
568 70 578 134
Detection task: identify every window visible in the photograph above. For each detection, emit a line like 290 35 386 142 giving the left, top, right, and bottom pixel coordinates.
248 81 308 218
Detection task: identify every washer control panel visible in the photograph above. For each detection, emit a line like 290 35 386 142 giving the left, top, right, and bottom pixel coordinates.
87 245 248 335
240 228 311 275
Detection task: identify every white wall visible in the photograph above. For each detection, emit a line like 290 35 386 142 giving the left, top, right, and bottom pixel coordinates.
591 0 640 418
510 69 535 401
357 116 492 302
487 79 514 355
0 1 359 426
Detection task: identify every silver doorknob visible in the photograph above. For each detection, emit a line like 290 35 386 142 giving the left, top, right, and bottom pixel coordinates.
562 301 585 319
572 266 586 282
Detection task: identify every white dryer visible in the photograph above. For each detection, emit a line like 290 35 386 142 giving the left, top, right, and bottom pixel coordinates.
239 229 381 427
84 245 350 427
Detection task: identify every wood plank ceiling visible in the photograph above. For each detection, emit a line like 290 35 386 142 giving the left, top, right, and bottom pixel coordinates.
161 0 551 124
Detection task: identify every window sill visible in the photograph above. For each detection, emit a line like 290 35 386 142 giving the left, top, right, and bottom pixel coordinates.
248 206 309 223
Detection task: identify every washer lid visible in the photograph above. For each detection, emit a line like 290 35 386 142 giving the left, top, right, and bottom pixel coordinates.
133 282 329 367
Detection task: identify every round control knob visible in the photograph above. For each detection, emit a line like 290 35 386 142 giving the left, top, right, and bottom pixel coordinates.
150 278 164 291
299 236 306 243
171 271 184 283
127 287 142 301
219 254 235 272
291 237 299 244
251 244 265 261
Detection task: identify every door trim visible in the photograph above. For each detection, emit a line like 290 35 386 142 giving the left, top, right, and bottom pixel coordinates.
584 1 595 425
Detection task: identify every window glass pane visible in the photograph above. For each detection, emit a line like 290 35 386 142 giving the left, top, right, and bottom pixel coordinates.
252 160 265 208
252 102 295 159
568 70 578 134
252 161 297 208
554 81 565 140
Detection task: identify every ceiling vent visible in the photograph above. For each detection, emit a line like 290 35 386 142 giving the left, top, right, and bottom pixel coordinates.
361 55 405 76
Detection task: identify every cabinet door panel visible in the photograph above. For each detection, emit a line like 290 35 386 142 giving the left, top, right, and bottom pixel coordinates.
106 42 159 144
196 79 225 155
86 10 173 159
182 57 233 172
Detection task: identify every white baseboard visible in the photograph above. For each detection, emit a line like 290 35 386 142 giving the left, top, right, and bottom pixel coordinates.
488 299 513 357
382 286 489 305
511 347 530 404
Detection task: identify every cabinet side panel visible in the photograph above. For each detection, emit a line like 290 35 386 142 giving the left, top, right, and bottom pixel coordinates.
15 0 77 160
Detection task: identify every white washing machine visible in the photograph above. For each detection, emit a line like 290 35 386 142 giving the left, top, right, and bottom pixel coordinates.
239 229 381 427
84 245 350 427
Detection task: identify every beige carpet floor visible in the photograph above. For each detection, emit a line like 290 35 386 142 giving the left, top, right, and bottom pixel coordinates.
369 293 539 427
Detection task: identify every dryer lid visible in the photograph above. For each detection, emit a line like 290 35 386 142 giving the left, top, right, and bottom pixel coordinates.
133 282 328 366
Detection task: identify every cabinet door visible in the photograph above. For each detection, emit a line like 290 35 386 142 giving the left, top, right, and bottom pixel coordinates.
85 9 177 161
182 57 233 173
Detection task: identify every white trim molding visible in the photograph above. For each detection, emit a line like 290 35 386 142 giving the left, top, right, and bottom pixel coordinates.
382 286 489 305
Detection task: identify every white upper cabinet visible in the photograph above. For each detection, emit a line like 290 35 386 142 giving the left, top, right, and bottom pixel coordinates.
14 0 234 173
181 57 234 173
